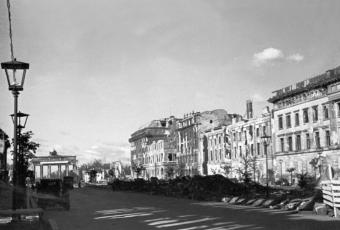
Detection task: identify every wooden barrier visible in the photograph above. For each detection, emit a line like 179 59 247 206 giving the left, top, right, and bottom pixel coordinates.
321 180 340 217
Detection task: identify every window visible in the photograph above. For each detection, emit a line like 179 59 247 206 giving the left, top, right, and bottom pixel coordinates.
250 144 254 155
296 135 301 151
338 103 340 117
233 132 236 141
238 132 242 140
312 106 318 122
234 147 237 158
286 114 291 128
306 133 311 149
303 109 309 123
262 126 266 136
295 113 300 126
280 138 284 152
239 146 242 157
249 125 253 137
326 130 331 146
278 116 283 130
210 151 213 161
323 105 329 120
257 143 260 155
219 136 221 144
288 136 293 151
256 127 260 137
315 132 320 148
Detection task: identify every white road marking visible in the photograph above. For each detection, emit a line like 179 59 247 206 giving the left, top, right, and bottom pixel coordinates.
95 208 133 214
178 214 196 218
213 222 234 226
94 212 152 220
206 224 253 230
145 217 170 223
177 225 209 230
156 217 218 228
148 219 179 225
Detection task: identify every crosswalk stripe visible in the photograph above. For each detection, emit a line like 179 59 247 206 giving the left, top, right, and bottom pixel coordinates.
94 212 152 220
145 217 170 222
213 222 234 226
156 217 218 228
177 225 209 230
178 215 196 218
148 219 179 225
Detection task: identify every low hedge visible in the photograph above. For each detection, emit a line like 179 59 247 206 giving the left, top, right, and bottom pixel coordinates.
111 175 271 201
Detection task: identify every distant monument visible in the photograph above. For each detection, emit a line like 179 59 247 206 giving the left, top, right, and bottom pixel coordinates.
31 150 77 181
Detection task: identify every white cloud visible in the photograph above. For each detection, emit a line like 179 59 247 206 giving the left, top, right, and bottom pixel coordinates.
79 142 130 165
253 48 284 66
287 53 304 62
252 48 304 66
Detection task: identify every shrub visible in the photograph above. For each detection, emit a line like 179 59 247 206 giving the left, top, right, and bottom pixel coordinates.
297 173 317 190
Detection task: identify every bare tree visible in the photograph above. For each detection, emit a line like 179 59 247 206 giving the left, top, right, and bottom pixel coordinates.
249 155 258 182
236 155 252 183
221 164 232 177
131 162 145 179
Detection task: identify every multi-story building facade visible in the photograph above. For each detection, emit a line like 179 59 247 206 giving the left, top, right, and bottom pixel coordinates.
0 128 9 182
129 116 178 179
204 126 231 175
177 109 236 176
268 66 340 181
227 102 272 182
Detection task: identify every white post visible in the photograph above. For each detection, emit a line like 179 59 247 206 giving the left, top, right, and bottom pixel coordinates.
328 164 337 217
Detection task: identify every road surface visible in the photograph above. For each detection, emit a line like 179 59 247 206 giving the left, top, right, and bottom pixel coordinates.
45 186 340 230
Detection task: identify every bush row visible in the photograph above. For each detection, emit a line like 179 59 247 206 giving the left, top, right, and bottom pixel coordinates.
111 175 275 201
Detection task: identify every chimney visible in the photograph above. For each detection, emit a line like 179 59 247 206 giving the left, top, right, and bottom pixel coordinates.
246 100 253 119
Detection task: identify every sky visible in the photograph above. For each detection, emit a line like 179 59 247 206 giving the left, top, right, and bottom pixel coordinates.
1 0 340 165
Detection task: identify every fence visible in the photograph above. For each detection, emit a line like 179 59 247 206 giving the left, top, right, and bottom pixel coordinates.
321 180 340 217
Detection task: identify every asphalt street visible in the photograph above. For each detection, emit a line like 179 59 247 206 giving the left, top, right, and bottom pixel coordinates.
45 187 340 230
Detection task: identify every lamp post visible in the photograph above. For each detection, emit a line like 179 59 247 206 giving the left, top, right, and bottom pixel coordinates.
279 159 283 185
10 111 29 187
261 134 271 197
317 152 323 178
1 59 29 210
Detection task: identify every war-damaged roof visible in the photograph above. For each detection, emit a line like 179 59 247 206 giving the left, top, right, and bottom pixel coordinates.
268 66 340 103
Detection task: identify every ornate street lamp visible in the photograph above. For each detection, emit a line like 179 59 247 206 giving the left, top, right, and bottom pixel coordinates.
1 59 29 91
11 111 29 130
261 134 271 197
1 59 29 188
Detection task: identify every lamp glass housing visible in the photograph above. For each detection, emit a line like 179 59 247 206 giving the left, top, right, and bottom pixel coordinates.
1 59 29 91
261 135 271 145
10 111 29 129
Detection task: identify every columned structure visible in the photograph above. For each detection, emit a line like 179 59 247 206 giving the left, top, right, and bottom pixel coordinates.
31 150 77 181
